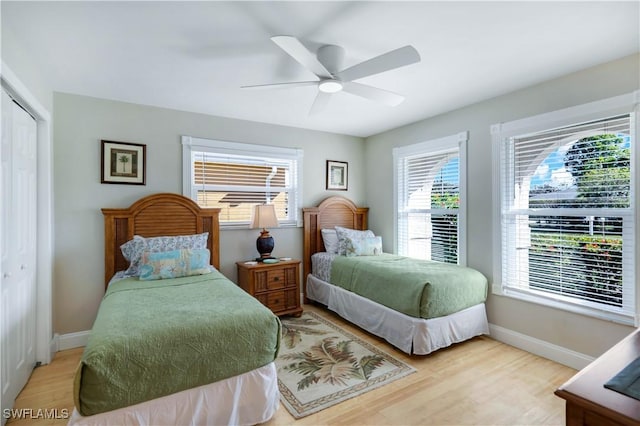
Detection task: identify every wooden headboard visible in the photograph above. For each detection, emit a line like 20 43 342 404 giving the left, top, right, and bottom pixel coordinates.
302 196 369 294
102 193 221 288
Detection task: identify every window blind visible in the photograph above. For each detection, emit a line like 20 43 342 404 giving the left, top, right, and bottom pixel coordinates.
395 133 465 264
182 137 302 227
500 113 634 316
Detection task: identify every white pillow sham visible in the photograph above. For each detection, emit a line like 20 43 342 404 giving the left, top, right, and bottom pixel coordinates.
321 229 340 254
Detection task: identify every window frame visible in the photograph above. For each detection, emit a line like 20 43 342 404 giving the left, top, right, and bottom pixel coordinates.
393 131 468 265
181 136 303 229
492 91 639 326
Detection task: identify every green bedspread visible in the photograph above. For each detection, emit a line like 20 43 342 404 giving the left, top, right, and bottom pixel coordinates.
73 270 281 417
330 254 487 319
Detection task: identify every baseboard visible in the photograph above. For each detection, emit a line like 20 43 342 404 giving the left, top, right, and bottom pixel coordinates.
49 334 59 357
489 323 594 370
53 324 592 369
57 330 90 351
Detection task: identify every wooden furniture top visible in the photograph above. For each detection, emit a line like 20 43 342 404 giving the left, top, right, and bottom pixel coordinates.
236 259 301 270
555 328 640 425
302 196 368 297
102 193 221 288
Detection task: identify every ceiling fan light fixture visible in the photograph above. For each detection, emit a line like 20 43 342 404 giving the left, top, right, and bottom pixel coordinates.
318 80 343 94
242 36 421 114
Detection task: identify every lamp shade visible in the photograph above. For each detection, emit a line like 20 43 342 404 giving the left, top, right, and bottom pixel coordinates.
251 204 279 229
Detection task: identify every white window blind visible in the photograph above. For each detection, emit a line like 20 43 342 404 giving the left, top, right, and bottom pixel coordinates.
495 107 635 323
394 132 467 264
182 136 303 228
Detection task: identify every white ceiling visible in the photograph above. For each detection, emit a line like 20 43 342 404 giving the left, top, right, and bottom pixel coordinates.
3 1 639 137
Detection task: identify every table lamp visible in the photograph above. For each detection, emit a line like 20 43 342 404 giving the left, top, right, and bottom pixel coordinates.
251 204 279 261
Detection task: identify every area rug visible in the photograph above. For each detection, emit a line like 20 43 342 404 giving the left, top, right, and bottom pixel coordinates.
276 311 416 419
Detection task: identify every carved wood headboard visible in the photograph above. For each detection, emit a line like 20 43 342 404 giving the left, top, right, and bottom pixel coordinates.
302 196 368 298
102 193 220 288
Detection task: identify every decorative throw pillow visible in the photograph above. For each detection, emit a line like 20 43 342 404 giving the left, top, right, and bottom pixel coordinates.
321 229 339 254
348 236 383 257
139 248 211 281
120 235 146 263
334 226 375 256
120 232 209 277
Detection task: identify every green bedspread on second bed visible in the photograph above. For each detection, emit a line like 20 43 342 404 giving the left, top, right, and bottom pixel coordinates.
330 254 487 319
73 270 281 417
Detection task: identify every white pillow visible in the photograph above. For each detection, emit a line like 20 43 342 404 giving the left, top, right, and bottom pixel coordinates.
321 229 339 254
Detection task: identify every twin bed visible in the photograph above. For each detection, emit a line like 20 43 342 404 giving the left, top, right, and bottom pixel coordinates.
70 193 281 425
71 193 488 424
303 196 489 355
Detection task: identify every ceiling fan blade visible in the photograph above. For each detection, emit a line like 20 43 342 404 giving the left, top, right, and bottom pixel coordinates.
336 45 420 82
271 36 333 79
241 81 318 90
309 91 332 115
341 81 405 106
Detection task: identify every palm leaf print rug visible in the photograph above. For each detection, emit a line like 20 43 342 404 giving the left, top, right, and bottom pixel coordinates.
277 311 416 419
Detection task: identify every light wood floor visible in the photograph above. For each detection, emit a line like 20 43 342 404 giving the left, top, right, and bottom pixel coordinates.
8 304 576 425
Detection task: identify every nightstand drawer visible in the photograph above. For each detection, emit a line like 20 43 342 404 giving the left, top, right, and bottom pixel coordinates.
253 270 285 291
267 270 285 289
267 291 285 312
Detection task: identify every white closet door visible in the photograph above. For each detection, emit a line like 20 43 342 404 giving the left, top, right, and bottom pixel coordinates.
1 89 37 420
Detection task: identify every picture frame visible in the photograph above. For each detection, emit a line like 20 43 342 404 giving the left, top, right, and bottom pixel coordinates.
101 140 146 185
326 160 348 191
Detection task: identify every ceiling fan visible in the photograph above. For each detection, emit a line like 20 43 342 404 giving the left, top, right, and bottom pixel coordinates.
241 36 421 114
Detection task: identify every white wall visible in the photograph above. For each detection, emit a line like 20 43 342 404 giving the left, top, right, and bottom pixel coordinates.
53 93 364 334
365 54 640 358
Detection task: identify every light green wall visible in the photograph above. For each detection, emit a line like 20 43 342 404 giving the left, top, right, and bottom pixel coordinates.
53 93 365 333
1 18 53 112
364 53 640 358
6 10 639 357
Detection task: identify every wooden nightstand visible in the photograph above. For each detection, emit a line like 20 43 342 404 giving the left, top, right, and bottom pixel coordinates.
236 259 303 317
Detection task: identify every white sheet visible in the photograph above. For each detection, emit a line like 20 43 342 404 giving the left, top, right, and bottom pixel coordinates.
68 362 279 426
307 274 489 355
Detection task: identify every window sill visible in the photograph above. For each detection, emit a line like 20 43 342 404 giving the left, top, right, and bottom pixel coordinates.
492 284 635 326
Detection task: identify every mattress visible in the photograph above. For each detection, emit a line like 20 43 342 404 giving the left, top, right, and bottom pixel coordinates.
313 252 488 319
307 274 489 355
74 270 281 416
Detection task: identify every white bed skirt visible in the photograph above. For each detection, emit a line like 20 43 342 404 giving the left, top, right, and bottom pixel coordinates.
306 274 489 355
68 362 279 426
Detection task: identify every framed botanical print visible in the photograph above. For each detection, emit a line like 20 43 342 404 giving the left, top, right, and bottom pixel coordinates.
101 140 146 185
326 160 348 191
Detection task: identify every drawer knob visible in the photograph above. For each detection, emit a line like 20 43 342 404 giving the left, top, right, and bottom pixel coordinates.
273 276 280 281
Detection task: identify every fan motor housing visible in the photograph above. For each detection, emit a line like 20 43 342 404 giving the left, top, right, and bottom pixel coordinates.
316 45 345 74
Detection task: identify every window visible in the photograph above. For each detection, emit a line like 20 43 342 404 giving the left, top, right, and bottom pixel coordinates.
182 136 303 228
493 92 637 325
394 132 467 264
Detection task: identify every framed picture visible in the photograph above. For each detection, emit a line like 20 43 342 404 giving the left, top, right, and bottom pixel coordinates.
326 160 348 191
101 140 146 185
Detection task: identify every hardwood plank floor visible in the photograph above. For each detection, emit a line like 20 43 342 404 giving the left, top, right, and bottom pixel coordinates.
7 305 575 425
